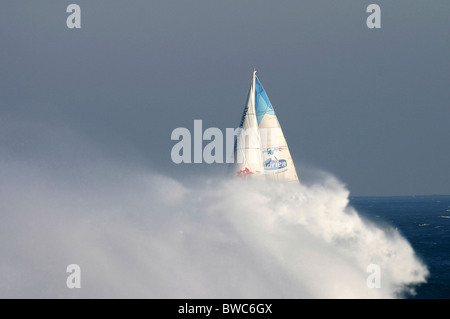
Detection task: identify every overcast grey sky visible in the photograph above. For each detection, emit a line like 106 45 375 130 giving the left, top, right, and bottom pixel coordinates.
1 1 449 195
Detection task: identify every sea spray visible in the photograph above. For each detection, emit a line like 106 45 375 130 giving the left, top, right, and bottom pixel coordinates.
0 161 428 298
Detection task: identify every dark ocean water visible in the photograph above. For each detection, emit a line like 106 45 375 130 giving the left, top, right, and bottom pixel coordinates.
349 195 450 299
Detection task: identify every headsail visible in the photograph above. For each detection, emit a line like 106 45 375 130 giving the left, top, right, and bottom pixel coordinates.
235 71 264 177
235 71 299 183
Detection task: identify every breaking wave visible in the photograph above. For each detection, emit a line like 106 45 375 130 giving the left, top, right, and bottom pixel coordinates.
0 159 428 298
0 117 428 298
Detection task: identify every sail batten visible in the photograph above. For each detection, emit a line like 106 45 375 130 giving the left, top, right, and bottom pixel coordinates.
235 71 299 183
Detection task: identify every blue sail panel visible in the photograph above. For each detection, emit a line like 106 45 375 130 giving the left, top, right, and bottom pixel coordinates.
255 77 275 125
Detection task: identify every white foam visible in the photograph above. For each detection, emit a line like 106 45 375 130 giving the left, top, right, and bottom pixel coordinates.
0 160 429 298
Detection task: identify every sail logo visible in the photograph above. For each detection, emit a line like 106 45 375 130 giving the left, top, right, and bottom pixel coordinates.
263 158 287 170
263 147 287 170
237 167 254 178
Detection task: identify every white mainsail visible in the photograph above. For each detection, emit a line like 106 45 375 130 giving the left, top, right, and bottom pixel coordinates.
235 71 299 183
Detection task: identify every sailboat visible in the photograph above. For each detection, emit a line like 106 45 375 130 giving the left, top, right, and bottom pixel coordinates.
234 70 299 183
